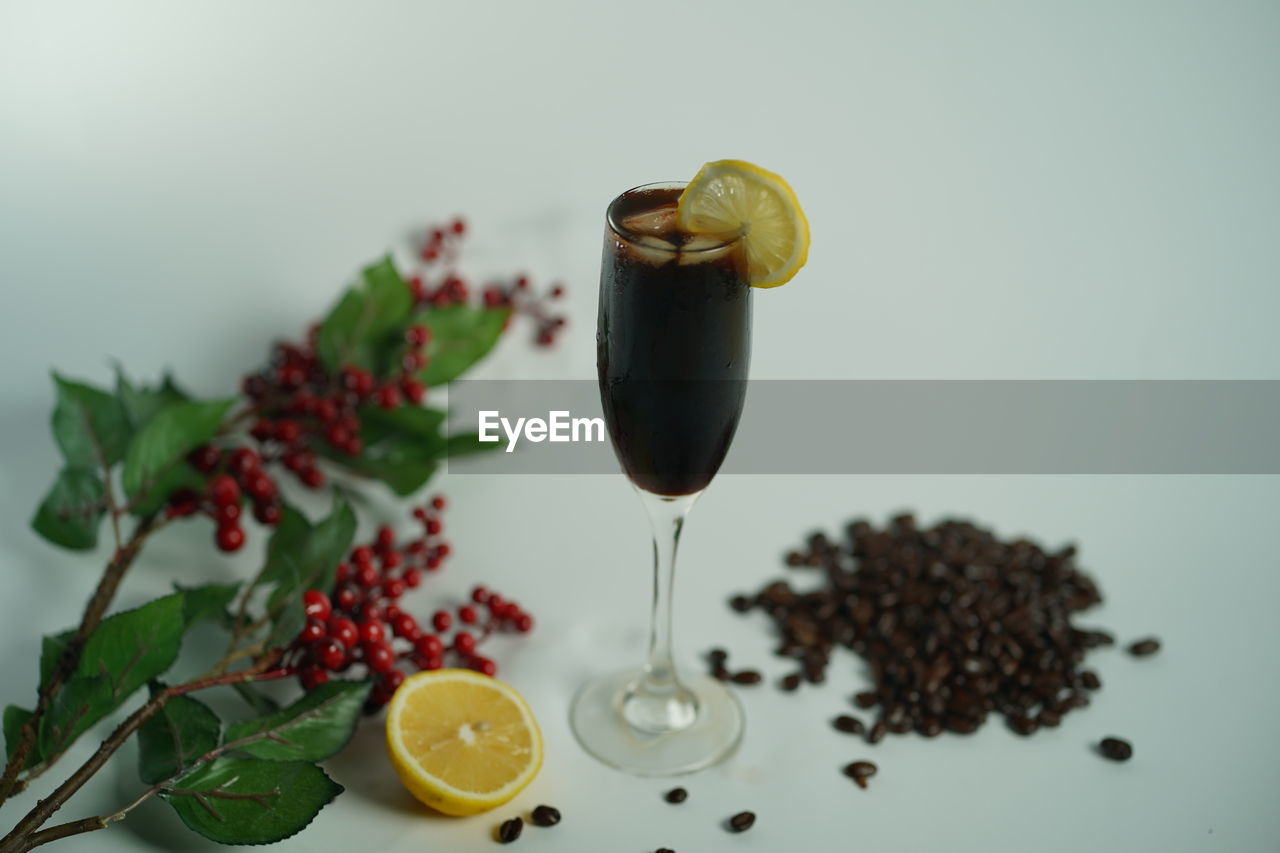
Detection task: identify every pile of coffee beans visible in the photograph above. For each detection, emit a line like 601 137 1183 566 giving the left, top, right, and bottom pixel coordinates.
728 515 1153 743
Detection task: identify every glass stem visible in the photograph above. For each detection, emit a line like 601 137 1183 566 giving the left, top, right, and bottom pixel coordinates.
623 489 701 734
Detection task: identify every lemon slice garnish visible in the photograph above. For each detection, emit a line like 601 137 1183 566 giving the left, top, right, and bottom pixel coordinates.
677 159 810 288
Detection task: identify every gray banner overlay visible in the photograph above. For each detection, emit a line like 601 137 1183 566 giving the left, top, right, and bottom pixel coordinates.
444 380 1280 475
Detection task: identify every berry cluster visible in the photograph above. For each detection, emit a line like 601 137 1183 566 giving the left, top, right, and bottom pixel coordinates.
407 217 568 347
240 329 430 491
286 497 535 711
165 445 282 552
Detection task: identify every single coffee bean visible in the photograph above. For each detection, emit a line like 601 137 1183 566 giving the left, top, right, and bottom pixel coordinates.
833 714 865 735
656 848 676 853
1127 637 1161 657
866 720 887 744
708 648 728 665
853 691 879 708
730 594 754 612
497 817 523 843
728 811 756 832
731 670 763 685
843 760 878 789
1099 737 1133 761
1079 670 1101 690
1007 715 1038 736
663 787 688 804
530 805 560 827
779 672 803 692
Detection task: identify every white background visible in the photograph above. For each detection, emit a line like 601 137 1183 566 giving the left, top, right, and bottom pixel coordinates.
2 1 1278 852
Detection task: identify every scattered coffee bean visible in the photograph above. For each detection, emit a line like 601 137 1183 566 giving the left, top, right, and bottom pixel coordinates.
663 787 688 804
843 760 878 789
1127 637 1161 657
866 720 887 744
833 714 865 735
853 691 878 709
1079 670 1102 690
497 817 523 843
731 670 763 685
730 594 754 612
727 811 756 833
530 805 560 827
1099 737 1133 761
709 648 728 665
656 848 676 853
779 673 803 692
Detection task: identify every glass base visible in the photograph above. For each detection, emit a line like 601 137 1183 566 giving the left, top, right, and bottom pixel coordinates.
570 667 745 776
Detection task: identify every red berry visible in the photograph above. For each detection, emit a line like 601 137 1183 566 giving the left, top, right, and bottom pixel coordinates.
422 247 439 261
471 656 497 677
227 447 259 477
391 612 420 640
382 550 403 570
214 502 241 525
207 474 239 506
471 586 490 604
422 654 444 671
431 611 451 633
299 667 329 690
275 419 303 444
245 472 276 501
382 578 406 599
401 351 425 372
165 488 200 518
373 385 400 410
314 639 345 670
315 398 339 423
551 285 565 298
333 585 359 611
334 562 351 584
403 568 422 588
454 632 476 655
297 617 326 644
415 634 444 658
435 542 451 558
303 590 332 620
425 554 442 571
253 501 282 525
278 363 306 389
327 616 358 649
215 524 245 552
355 564 379 588
383 603 402 621
357 620 385 645
431 495 446 511
288 391 315 415
401 378 426 405
250 419 275 441
300 467 325 489
376 525 395 549
514 613 534 633
486 594 504 612
381 669 406 693
355 602 380 622
341 367 375 397
187 445 221 473
537 330 554 346
423 517 442 536
363 642 395 673
406 325 430 347
451 218 465 235
342 436 363 457
241 375 268 398
351 545 374 565
515 276 529 290
458 605 478 625
325 424 349 448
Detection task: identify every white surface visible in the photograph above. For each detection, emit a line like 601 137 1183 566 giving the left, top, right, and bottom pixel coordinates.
1 1 1278 852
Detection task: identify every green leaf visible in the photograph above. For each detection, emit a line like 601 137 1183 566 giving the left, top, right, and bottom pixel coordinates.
326 405 447 495
257 505 312 587
40 594 186 758
259 499 355 592
162 758 341 845
39 630 74 688
177 582 241 629
231 682 280 716
50 373 132 468
137 689 221 784
3 706 37 771
315 255 412 372
418 305 509 386
446 432 506 458
224 680 370 762
116 368 191 429
31 466 106 550
121 398 235 504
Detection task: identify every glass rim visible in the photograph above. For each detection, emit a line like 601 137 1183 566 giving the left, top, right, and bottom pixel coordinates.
606 181 742 254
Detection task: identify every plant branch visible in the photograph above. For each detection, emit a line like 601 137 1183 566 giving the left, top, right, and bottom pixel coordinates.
0 657 289 853
0 514 163 807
